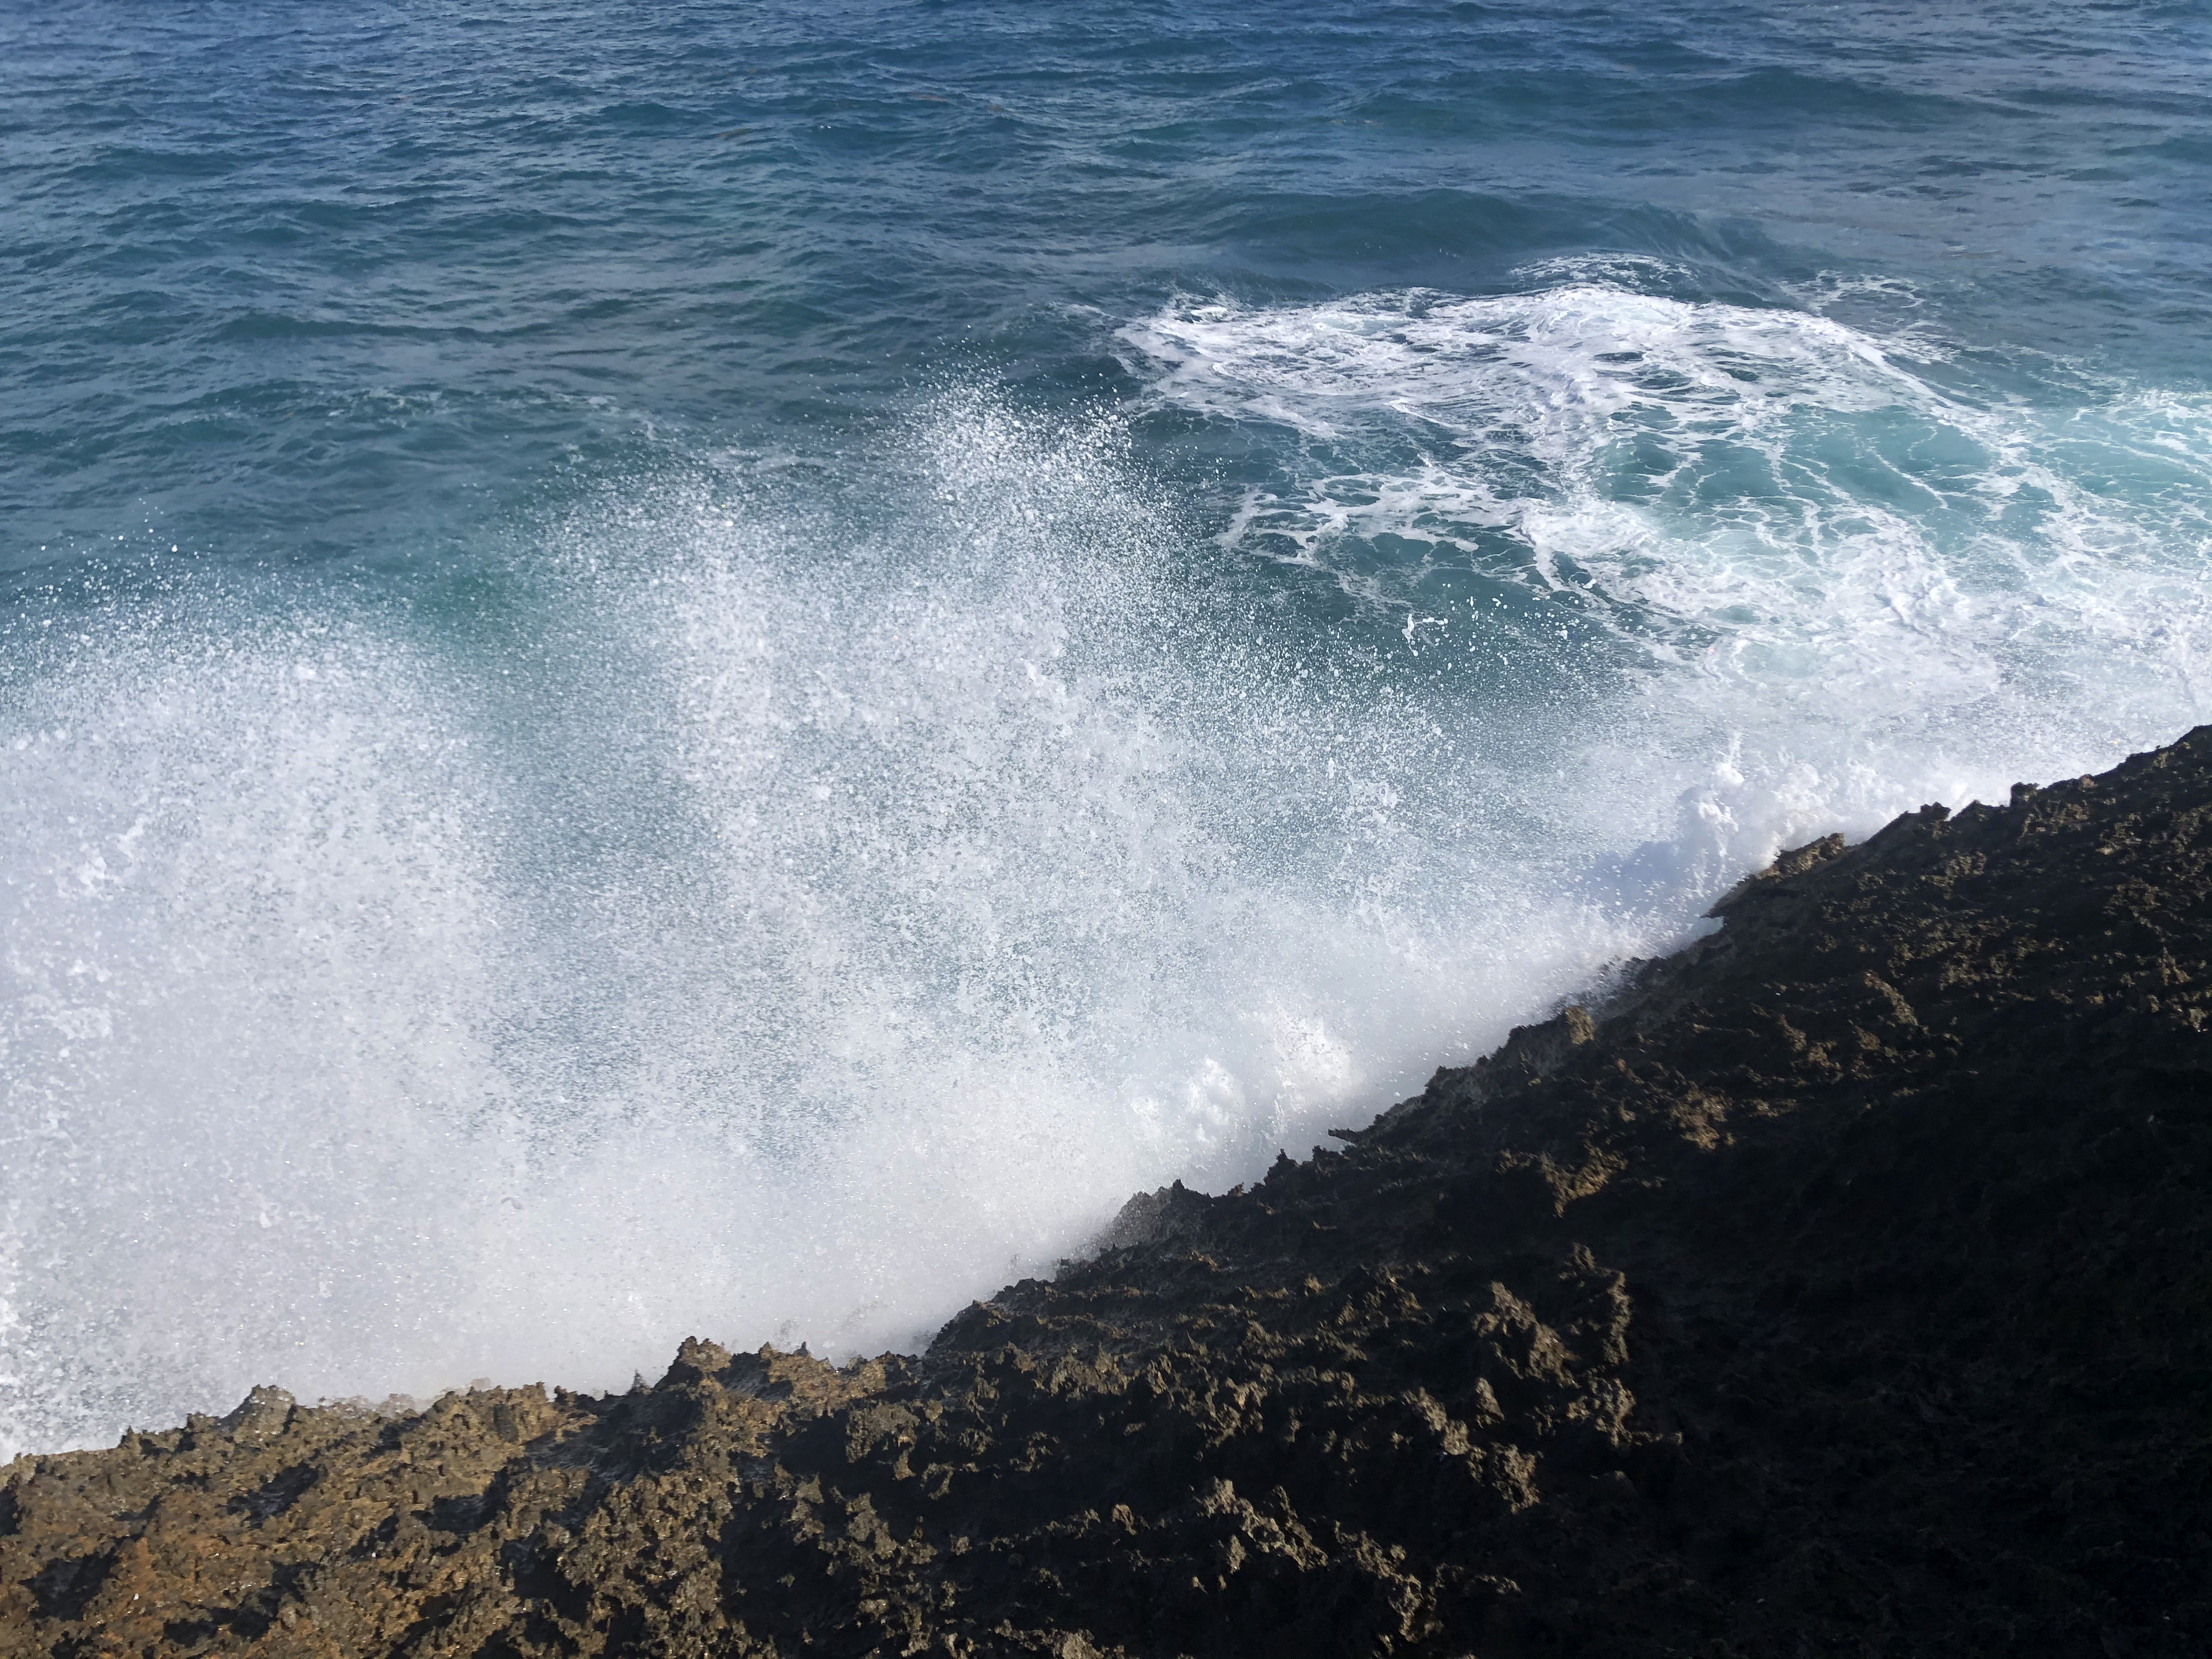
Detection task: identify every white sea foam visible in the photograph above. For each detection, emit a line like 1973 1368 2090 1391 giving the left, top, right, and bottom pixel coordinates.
1123 274 2209 793
4 283 2208 1454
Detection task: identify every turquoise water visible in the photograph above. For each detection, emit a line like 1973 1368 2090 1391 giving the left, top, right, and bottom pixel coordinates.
4 1 2210 1452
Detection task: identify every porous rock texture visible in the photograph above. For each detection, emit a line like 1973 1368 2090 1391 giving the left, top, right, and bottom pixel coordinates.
4 730 2209 1659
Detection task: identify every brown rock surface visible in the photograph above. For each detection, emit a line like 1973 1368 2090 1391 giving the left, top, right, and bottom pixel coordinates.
5 729 2209 1658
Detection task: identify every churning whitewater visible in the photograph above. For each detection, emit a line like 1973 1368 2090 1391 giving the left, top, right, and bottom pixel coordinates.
8 289 2209 1456
4 0 2210 1461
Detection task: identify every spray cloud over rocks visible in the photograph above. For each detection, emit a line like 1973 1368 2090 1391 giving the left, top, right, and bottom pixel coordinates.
5 298 2209 1453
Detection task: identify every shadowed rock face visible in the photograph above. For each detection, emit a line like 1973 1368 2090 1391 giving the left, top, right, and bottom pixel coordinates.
4 733 2209 1659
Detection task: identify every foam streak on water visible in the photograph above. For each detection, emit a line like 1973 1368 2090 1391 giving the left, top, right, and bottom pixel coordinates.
4 284 2209 1457
1126 275 2210 753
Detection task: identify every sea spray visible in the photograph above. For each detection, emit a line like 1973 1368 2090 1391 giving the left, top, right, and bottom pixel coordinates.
4 343 2207 1457
0 401 1630 1455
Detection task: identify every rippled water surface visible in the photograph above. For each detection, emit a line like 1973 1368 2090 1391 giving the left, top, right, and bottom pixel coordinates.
4 0 2209 1453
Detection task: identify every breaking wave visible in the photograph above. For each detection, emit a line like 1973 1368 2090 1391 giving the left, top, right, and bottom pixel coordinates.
4 279 2208 1454
1122 272 2211 738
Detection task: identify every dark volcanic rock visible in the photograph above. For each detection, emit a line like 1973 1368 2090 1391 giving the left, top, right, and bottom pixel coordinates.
5 730 2210 1658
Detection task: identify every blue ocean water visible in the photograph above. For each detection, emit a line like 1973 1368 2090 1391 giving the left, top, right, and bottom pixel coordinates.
4 1 2209 1452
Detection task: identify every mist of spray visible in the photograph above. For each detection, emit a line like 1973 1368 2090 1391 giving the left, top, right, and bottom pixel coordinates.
5 284 2207 1454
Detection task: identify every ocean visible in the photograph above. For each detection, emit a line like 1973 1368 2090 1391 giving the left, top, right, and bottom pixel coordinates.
3 0 2208 1455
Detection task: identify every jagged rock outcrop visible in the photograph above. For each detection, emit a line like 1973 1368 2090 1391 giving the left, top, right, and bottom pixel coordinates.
5 731 2209 1658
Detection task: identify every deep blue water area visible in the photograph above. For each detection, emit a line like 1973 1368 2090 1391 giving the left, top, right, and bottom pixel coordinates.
4 1 2209 1452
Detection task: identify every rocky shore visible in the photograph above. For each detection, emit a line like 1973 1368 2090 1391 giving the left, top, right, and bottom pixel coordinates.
5 730 2209 1658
